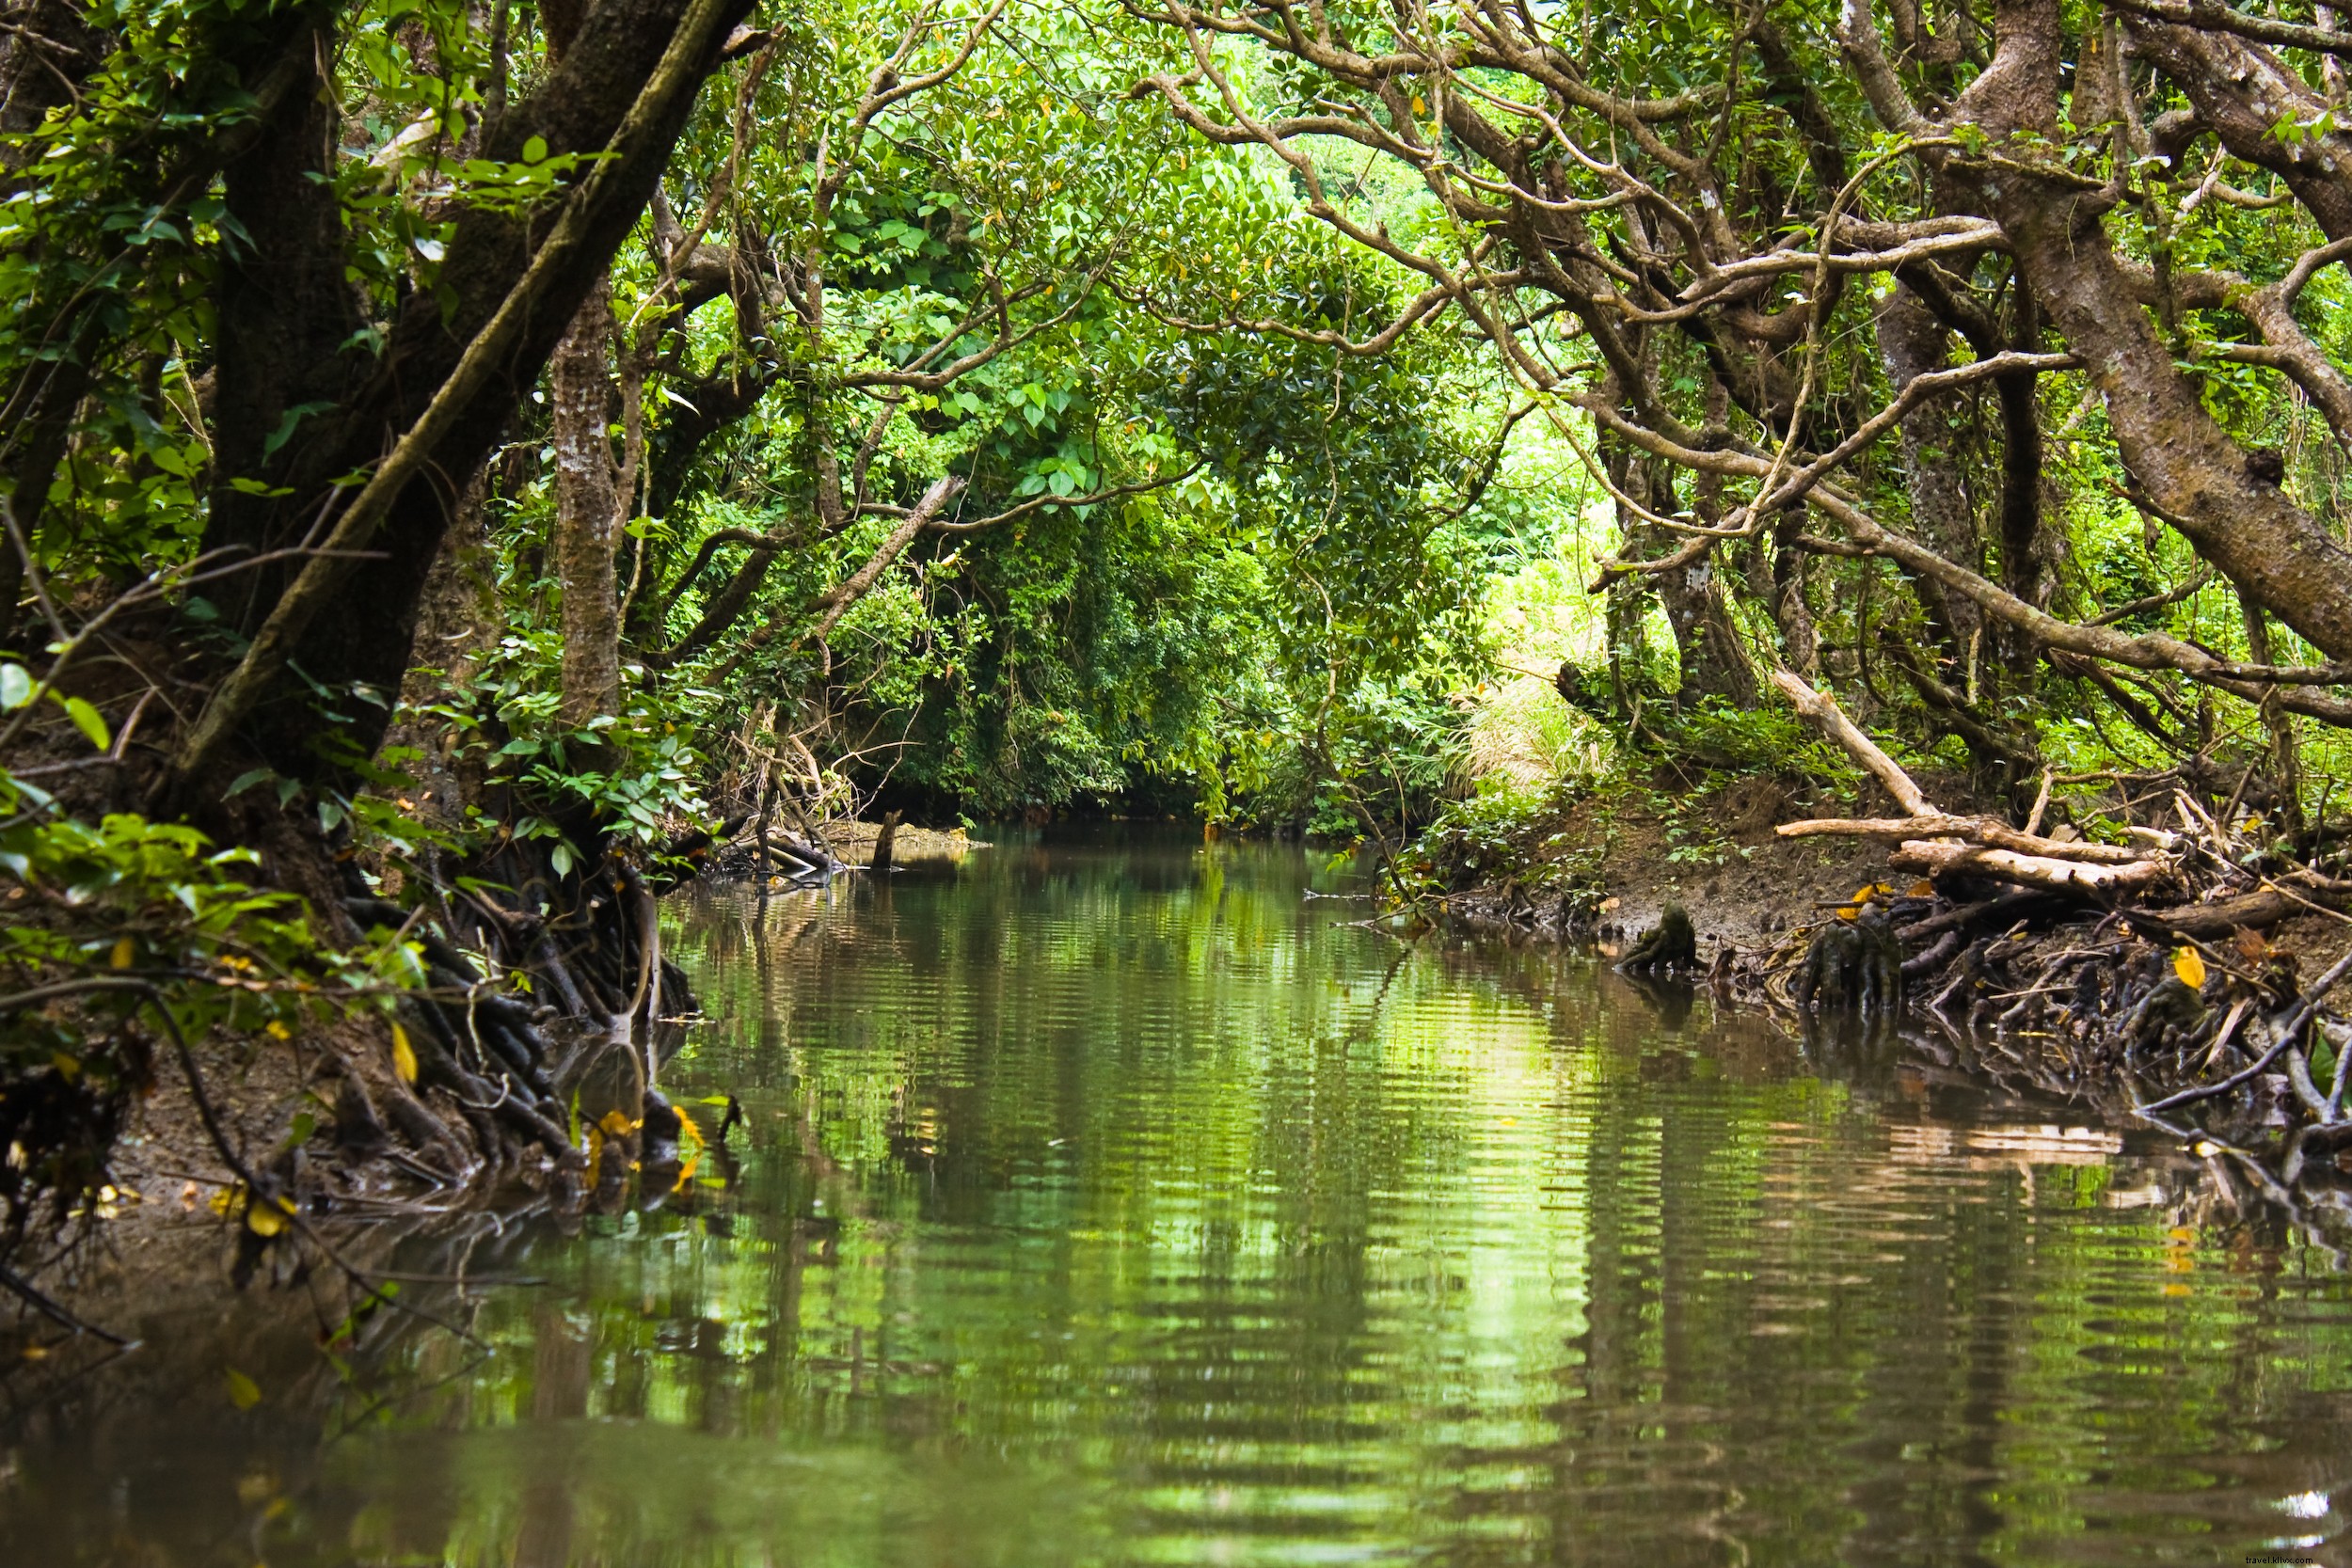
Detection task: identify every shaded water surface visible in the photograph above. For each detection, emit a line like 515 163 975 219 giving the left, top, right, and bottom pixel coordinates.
11 829 2352 1565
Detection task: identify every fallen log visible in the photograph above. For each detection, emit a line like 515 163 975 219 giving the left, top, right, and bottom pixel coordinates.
1768 671 2175 899
1778 813 2150 865
2122 879 2352 938
1891 839 2176 894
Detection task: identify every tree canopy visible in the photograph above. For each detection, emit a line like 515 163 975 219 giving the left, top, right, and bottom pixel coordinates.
13 0 2352 1269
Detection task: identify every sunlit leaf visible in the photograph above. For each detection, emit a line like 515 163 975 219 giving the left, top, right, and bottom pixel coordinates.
59 696 109 751
2174 947 2208 989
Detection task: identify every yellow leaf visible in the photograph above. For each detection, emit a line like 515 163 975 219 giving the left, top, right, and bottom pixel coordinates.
2173 947 2208 989
1840 882 1894 919
263 1020 290 1041
50 1053 78 1081
1909 880 1936 897
675 1110 705 1151
389 1022 417 1085
597 1109 640 1137
224 1368 262 1410
245 1195 292 1238
109 936 133 969
1411 94 1428 116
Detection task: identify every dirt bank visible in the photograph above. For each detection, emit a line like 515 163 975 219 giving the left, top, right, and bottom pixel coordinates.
1432 763 2352 1221
1434 772 1895 956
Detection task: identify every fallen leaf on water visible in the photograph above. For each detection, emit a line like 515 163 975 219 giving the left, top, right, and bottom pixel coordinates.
224 1368 261 1409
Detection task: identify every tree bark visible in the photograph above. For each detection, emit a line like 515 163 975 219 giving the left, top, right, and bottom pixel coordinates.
195 0 752 784
1953 0 2352 662
2126 19 2352 240
551 274 622 724
1873 281 1984 666
1769 506 1820 677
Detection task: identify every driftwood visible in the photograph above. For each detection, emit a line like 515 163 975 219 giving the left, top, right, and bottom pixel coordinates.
1890 840 2175 893
1769 669 2174 898
869 810 903 873
1778 813 2150 864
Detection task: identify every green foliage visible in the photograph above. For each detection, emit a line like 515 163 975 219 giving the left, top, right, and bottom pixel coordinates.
401 632 717 875
0 768 414 1244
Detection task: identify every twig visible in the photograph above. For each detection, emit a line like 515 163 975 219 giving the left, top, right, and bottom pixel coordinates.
2025 768 2054 836
0 1261 133 1346
2140 947 2352 1114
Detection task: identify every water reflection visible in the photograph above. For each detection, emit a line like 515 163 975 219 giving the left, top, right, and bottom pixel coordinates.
8 827 2352 1567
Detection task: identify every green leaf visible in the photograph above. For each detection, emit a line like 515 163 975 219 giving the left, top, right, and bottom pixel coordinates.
548 841 574 877
0 662 30 709
261 402 334 460
224 1368 262 1409
521 135 548 164
59 696 109 751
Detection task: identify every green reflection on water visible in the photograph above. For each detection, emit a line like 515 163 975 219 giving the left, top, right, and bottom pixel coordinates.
19 829 2352 1566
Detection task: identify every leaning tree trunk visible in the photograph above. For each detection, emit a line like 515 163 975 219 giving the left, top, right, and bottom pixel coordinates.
551 273 623 725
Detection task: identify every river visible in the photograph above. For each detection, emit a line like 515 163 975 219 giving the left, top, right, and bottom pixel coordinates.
8 827 2352 1565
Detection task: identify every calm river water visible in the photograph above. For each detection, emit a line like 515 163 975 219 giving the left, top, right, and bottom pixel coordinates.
11 828 2352 1565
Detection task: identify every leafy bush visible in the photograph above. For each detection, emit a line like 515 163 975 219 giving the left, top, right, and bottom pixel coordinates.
0 769 414 1250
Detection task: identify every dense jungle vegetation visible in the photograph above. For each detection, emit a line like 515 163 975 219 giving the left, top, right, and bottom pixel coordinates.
13 0 2352 1296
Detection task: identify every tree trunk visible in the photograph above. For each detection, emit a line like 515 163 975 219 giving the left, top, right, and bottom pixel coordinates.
1769 507 1820 678
388 466 500 828
1656 542 1756 709
1606 435 1755 709
188 0 752 786
1992 282 2050 679
1873 282 1984 668
551 274 622 725
1962 0 2352 662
